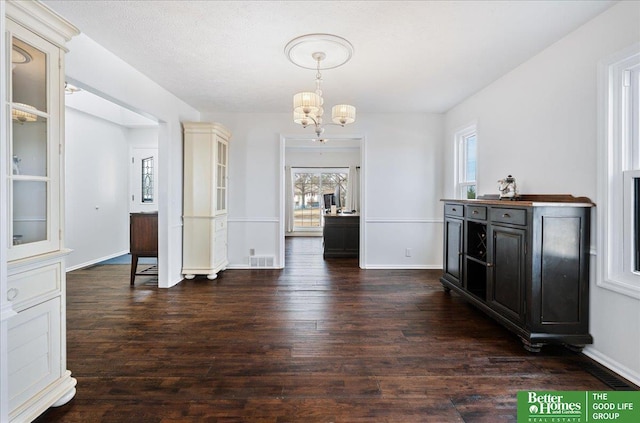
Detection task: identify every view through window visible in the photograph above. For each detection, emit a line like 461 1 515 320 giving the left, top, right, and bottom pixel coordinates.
456 126 477 199
293 170 348 229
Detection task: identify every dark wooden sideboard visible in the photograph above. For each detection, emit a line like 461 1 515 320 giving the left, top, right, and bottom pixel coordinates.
441 195 594 352
130 212 158 285
323 213 360 258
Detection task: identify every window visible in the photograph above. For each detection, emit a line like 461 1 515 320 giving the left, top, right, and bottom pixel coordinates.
292 169 348 230
455 124 477 199
141 156 154 203
598 45 640 298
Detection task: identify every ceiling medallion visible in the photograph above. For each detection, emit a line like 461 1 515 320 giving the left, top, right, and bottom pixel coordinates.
285 34 356 141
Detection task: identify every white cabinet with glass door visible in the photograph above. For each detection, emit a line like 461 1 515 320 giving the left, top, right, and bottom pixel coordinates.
3 1 78 422
182 122 230 280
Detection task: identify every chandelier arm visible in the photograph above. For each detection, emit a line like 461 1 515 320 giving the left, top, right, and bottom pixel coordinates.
304 114 319 127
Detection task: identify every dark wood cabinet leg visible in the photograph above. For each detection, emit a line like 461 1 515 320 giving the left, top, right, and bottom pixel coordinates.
520 337 543 353
130 254 138 286
564 344 585 353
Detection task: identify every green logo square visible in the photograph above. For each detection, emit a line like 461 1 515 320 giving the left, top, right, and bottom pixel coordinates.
518 391 640 423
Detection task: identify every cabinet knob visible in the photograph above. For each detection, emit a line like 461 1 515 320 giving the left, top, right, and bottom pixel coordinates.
7 287 18 301
472 210 478 214
452 208 457 212
487 263 494 267
502 213 511 218
458 252 463 256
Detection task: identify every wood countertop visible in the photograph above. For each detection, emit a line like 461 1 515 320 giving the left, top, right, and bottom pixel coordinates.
441 194 594 207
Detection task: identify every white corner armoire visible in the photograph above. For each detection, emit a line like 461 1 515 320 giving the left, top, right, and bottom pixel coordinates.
182 122 230 280
2 1 79 422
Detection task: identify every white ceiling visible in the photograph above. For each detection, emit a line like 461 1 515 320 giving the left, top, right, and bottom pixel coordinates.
43 0 616 115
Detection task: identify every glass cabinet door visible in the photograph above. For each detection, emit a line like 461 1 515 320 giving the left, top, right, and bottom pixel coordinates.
7 21 61 260
216 138 228 213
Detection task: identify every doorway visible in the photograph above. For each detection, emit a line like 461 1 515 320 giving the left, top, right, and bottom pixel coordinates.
64 83 159 271
279 136 365 268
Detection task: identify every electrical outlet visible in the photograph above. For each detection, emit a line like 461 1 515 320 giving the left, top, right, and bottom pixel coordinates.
405 248 412 257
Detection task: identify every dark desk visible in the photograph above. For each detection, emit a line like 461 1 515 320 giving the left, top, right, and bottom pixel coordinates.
323 213 360 258
130 212 158 285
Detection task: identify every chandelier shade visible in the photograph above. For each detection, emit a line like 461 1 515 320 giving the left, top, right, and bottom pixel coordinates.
293 91 321 115
331 104 356 125
286 34 356 141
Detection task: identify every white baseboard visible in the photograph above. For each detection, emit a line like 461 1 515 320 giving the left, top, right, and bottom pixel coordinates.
583 346 640 387
65 250 129 272
362 264 442 270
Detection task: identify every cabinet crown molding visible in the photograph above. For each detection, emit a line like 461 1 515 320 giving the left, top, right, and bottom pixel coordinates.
6 0 79 50
182 121 232 139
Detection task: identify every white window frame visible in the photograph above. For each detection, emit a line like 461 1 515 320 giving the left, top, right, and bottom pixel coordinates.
597 44 640 298
455 123 478 199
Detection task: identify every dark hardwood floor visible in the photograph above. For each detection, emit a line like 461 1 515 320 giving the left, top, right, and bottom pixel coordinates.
36 237 612 422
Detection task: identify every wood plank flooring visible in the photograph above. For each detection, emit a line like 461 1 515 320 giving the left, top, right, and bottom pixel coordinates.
36 237 612 422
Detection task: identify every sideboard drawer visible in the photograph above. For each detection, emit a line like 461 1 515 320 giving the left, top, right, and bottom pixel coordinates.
466 205 487 220
444 204 464 217
490 208 527 226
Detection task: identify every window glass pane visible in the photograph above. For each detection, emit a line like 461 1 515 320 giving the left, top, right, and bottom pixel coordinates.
465 134 477 182
13 180 47 245
141 157 154 203
462 185 477 199
321 173 348 208
293 173 321 228
12 114 47 177
12 37 47 113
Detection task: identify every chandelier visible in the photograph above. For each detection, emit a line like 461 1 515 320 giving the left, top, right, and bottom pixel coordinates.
285 34 356 141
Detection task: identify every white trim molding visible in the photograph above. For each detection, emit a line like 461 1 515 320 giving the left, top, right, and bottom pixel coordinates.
364 264 442 270
597 43 640 299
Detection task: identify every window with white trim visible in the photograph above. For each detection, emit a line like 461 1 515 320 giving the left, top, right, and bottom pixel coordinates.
455 125 477 199
598 45 640 298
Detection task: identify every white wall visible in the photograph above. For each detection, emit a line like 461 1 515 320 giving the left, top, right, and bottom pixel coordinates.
64 34 200 287
202 111 444 270
444 1 640 385
128 127 158 148
286 148 360 168
65 108 130 270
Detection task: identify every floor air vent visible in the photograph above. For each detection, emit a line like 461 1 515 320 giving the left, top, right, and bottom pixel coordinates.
249 256 275 268
580 360 638 391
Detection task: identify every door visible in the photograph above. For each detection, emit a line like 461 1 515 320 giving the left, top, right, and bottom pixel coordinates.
488 225 526 323
130 147 158 212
